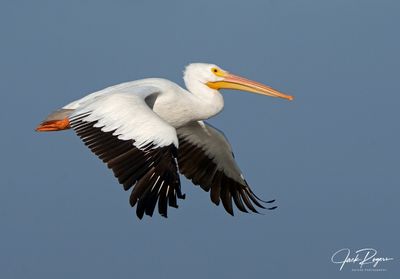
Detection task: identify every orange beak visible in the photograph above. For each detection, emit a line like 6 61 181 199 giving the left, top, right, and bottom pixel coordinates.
207 72 293 101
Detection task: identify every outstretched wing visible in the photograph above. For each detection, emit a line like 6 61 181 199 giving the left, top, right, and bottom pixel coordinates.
177 121 276 215
69 86 185 219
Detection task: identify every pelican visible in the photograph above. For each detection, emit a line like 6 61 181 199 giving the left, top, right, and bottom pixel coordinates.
36 63 293 219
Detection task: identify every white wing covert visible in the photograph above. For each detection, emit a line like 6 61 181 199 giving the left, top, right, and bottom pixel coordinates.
69 86 185 219
177 121 276 215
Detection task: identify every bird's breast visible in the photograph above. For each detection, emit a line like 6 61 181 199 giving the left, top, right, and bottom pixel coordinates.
152 100 195 128
148 82 224 128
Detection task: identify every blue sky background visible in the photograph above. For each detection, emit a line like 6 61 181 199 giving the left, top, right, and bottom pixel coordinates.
1 1 399 278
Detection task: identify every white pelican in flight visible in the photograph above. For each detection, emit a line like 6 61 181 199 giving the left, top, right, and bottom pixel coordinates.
36 63 293 219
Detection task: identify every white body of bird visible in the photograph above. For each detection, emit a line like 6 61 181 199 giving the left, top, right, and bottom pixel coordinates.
36 63 293 219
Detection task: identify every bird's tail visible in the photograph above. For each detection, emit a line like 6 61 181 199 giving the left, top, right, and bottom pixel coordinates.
35 109 74 132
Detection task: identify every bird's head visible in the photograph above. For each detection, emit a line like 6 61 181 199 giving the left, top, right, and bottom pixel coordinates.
184 63 293 101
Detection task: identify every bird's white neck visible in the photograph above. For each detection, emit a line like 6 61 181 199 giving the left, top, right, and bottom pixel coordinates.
184 75 224 121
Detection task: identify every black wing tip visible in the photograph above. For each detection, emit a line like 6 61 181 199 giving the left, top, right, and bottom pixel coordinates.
256 197 278 211
72 118 183 220
135 205 173 220
213 190 278 216
211 199 220 206
136 210 144 220
204 170 279 217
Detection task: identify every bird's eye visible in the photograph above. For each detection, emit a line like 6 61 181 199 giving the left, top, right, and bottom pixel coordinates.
211 67 219 74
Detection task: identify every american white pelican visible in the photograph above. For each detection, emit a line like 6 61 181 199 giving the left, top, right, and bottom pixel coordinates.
36 63 293 219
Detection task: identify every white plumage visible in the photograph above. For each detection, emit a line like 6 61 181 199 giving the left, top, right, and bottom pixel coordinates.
37 63 293 219
69 85 179 148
